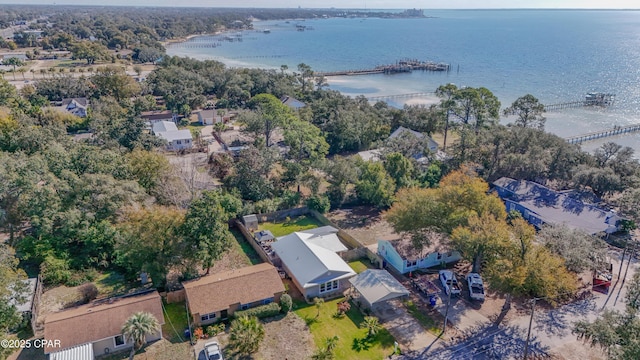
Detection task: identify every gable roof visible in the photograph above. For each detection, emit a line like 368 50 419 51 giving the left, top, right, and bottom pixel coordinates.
152 120 178 133
382 231 450 259
281 96 306 109
44 291 164 353
61 98 88 107
349 269 409 305
389 126 424 140
157 129 193 142
140 110 174 121
272 233 355 288
493 177 620 234
198 109 216 119
183 263 285 315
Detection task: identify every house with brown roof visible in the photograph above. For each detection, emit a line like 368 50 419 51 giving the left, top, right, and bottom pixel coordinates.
140 110 177 124
44 290 164 360
183 263 285 326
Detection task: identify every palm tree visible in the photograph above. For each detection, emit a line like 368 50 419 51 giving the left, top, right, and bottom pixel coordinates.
3 57 25 80
39 69 46 78
29 68 35 79
325 335 339 352
121 312 160 360
229 315 265 355
18 68 26 80
314 297 325 318
360 316 382 338
213 122 226 139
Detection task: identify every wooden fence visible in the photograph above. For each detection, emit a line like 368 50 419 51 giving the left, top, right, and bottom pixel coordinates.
162 289 186 304
233 219 273 265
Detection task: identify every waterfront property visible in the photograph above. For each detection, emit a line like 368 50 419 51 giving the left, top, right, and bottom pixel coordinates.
44 290 164 360
349 269 410 310
492 177 622 235
183 263 285 326
272 231 355 300
377 233 461 274
151 121 193 151
280 95 306 110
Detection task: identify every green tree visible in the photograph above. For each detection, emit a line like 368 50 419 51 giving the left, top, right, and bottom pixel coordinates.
0 245 26 344
71 41 109 64
126 149 171 192
3 57 25 81
0 77 17 106
297 63 314 92
229 315 265 355
451 213 512 273
314 297 325 318
121 312 161 360
355 161 396 208
115 206 186 288
280 293 293 313
383 152 415 190
360 316 382 338
242 93 296 147
181 190 241 273
503 94 546 129
538 224 608 273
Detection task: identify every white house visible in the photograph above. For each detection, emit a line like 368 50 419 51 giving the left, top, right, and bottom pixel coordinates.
152 121 193 151
198 109 229 125
272 232 355 300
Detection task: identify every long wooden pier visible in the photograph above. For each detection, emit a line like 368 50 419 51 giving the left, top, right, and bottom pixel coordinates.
565 123 640 145
545 93 615 112
366 92 436 101
317 59 450 77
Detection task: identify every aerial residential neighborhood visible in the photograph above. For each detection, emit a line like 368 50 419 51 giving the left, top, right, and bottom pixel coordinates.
1 4 640 360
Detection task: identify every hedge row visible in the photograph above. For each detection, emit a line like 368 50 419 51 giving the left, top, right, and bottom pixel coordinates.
233 302 281 319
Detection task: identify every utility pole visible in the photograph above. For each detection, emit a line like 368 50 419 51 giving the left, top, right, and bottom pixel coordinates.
523 298 537 360
442 285 452 334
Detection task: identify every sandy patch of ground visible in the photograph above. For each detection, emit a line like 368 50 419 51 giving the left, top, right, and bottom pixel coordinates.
218 313 314 360
326 206 398 246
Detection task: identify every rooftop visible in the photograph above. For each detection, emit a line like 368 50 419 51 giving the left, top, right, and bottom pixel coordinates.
183 263 285 316
349 269 410 305
381 231 450 259
44 291 164 353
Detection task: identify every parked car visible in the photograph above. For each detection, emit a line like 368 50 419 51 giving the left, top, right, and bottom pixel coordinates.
467 273 485 301
439 270 461 296
204 341 223 360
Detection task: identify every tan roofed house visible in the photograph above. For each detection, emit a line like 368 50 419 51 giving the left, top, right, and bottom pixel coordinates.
183 263 285 326
44 290 164 359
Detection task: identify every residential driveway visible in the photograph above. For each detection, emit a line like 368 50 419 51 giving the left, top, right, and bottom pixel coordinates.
433 295 489 332
375 299 439 352
194 336 218 360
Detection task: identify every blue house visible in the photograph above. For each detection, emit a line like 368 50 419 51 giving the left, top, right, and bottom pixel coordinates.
492 177 622 235
377 234 461 275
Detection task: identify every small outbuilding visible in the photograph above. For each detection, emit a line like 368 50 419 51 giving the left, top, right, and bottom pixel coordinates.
349 269 410 310
254 230 275 243
242 214 259 232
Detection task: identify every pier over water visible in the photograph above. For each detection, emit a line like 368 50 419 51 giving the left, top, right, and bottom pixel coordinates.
316 59 450 77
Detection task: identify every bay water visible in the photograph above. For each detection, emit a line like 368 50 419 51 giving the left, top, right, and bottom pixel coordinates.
166 10 640 153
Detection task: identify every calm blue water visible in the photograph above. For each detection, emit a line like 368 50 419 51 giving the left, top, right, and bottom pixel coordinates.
167 10 640 152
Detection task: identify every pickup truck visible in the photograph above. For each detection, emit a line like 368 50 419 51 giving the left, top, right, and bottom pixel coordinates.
439 270 461 296
467 273 485 301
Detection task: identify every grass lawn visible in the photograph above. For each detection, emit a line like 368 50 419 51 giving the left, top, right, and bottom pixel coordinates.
162 301 190 343
230 228 262 265
95 270 130 296
404 300 440 334
293 298 396 360
348 259 377 274
259 215 323 237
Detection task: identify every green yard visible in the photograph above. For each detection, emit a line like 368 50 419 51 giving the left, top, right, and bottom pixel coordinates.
230 228 262 265
348 259 377 274
258 215 323 237
162 301 190 343
293 298 396 360
404 300 440 334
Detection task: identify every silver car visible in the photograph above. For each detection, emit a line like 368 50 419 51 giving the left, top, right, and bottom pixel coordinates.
204 341 223 360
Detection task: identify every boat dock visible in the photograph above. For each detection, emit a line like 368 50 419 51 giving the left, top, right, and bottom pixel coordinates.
565 123 640 145
366 92 436 102
317 59 450 77
545 93 615 112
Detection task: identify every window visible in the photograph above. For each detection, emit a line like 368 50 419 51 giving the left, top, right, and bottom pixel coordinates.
407 259 417 267
319 280 339 293
114 335 126 347
436 253 442 260
240 304 250 310
200 312 216 322
176 140 182 144
262 298 274 305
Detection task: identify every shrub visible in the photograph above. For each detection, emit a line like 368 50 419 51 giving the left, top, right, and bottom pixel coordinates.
233 303 281 319
306 195 331 213
193 327 204 339
206 323 225 337
280 294 292 313
336 301 351 317
40 255 72 285
78 283 99 304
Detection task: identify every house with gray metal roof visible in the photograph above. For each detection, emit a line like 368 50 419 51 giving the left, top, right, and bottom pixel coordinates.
151 121 193 151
